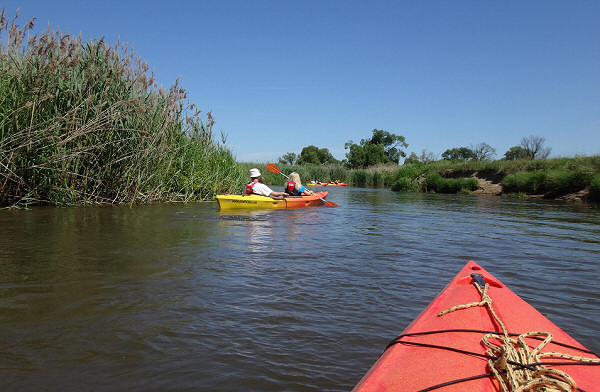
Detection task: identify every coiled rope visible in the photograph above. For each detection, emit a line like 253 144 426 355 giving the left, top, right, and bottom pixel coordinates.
438 277 600 392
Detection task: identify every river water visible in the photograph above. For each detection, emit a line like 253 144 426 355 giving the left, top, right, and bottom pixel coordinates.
1 187 599 391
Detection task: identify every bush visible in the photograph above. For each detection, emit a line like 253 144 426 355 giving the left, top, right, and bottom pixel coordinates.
590 174 600 201
568 166 595 190
501 171 546 194
423 173 478 194
502 167 595 196
391 177 419 192
389 164 427 192
396 164 427 179
349 170 368 187
542 169 573 195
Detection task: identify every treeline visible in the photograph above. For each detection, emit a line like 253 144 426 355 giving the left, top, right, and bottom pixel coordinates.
278 129 408 168
0 9 243 207
279 131 553 169
271 125 600 201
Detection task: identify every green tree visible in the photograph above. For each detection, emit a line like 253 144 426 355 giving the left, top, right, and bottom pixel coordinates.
441 147 476 161
504 136 551 160
404 149 437 164
296 145 338 165
404 152 420 165
504 146 529 160
278 152 297 165
344 129 408 168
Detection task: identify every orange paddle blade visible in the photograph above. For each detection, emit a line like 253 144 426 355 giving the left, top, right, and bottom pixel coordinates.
266 163 281 174
322 199 339 207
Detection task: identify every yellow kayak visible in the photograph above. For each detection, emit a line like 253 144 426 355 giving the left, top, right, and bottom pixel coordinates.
216 191 329 210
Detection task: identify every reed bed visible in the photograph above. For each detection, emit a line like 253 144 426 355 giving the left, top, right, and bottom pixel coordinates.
0 9 242 207
245 163 399 189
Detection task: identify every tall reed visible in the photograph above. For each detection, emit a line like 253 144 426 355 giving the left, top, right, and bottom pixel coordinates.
0 9 242 207
252 163 399 188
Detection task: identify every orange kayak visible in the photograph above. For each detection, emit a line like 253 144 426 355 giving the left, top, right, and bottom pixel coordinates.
353 261 600 391
307 183 347 187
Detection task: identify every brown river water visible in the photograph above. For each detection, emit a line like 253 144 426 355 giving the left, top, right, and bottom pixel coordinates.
1 187 599 391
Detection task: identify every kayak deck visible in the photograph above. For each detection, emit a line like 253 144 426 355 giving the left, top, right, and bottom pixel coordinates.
353 260 600 391
216 191 328 210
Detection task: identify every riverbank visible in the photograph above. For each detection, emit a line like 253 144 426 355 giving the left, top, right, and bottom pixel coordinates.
452 170 590 201
268 156 600 202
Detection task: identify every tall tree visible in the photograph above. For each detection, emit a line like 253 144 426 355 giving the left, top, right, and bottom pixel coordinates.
504 136 551 160
404 150 437 164
441 147 476 161
504 146 529 160
278 152 297 165
520 135 551 159
296 145 338 165
344 129 408 168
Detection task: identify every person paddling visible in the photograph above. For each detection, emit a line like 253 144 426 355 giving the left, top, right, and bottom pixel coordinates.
245 168 288 199
284 172 311 196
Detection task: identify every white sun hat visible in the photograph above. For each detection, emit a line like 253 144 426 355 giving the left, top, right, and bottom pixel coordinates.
249 168 261 178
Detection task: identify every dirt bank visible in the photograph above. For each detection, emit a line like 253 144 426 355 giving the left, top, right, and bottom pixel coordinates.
446 170 591 201
471 171 503 196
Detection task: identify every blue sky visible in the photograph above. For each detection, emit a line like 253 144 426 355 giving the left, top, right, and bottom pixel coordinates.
3 1 599 162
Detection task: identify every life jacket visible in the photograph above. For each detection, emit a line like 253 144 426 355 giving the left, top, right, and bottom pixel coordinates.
285 181 297 194
245 182 256 194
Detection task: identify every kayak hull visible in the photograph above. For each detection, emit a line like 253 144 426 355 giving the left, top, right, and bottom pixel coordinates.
216 191 328 210
353 260 600 391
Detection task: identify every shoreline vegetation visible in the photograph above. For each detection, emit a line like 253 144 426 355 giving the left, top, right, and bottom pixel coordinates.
255 157 600 203
0 9 244 208
1 10 598 208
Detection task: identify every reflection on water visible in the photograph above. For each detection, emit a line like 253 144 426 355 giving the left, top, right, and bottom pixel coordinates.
1 190 599 391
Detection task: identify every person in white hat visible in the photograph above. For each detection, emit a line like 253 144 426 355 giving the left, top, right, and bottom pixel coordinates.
244 168 288 199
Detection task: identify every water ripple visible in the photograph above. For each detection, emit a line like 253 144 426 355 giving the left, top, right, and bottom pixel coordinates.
0 193 598 391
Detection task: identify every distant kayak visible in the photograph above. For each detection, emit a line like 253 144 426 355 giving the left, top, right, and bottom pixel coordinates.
353 260 600 391
307 183 347 187
216 191 329 210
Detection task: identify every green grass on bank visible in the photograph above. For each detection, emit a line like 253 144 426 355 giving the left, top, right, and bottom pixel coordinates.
590 174 600 200
259 156 600 201
0 11 243 207
422 174 479 194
